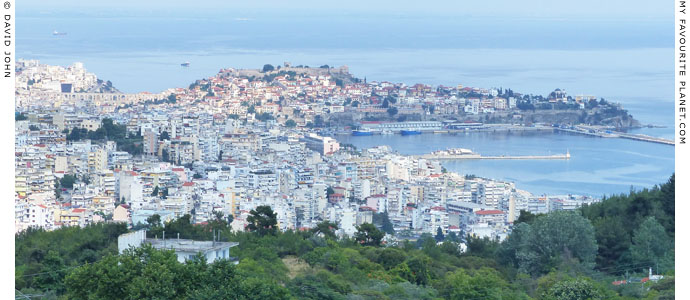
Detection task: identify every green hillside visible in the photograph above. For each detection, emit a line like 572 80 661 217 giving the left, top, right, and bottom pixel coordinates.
15 175 675 299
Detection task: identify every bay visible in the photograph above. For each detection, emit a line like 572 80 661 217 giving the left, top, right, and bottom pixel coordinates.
337 131 674 198
17 10 675 198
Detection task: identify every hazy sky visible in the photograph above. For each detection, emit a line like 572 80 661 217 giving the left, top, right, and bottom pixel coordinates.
19 0 672 20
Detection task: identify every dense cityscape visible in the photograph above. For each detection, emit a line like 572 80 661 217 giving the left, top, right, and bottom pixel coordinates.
14 59 674 299
15 60 607 239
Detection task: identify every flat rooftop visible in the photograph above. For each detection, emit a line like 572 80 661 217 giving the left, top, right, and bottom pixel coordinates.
146 238 239 252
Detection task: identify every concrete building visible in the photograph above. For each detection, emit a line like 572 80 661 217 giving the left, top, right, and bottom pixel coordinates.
300 133 340 156
118 230 239 263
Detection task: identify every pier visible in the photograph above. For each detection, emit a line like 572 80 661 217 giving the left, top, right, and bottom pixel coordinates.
553 127 674 145
416 151 570 160
615 133 675 145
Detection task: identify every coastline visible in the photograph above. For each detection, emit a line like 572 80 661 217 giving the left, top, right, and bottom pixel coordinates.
336 130 674 198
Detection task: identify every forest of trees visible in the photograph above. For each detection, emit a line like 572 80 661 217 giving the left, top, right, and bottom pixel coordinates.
15 175 675 299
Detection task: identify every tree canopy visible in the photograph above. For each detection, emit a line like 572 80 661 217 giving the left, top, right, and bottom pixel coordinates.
15 175 675 299
247 205 278 236
262 64 275 72
64 244 289 300
355 223 384 247
65 118 143 155
500 210 597 275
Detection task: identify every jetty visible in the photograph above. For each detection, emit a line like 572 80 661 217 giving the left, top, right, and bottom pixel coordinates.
615 133 674 145
415 148 571 160
553 127 674 145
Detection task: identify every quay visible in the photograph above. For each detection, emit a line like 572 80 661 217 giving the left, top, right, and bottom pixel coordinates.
477 154 570 160
346 123 555 136
416 151 570 160
347 122 674 146
553 127 674 145
615 133 675 145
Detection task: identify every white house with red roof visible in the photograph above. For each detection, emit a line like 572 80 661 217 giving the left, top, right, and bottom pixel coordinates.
22 203 55 231
473 209 507 226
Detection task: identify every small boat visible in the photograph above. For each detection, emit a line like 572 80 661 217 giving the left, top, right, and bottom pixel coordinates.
400 130 422 136
52 30 67 36
352 129 374 136
381 130 393 135
181 62 190 67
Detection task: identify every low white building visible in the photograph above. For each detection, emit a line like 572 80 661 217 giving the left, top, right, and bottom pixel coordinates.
118 230 239 263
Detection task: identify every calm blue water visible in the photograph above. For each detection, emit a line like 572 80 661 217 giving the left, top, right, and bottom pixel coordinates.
17 13 672 99
17 8 675 197
338 131 674 198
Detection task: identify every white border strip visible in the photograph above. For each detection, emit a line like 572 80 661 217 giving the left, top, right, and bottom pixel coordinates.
1 0 14 295
677 0 687 296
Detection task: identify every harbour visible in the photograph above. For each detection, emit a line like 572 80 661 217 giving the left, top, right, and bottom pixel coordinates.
552 126 674 145
346 122 675 146
337 130 674 197
416 148 571 160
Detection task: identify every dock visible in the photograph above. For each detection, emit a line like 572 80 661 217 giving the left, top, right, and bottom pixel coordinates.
553 127 674 145
615 133 675 145
416 151 570 160
478 154 570 160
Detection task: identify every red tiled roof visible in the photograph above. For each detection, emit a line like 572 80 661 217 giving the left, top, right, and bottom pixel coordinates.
359 206 377 212
182 182 195 187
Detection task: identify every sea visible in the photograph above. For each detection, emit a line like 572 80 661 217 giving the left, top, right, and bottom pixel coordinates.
16 8 675 198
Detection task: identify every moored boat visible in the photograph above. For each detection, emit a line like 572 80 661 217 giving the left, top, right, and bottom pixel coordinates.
352 129 374 136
